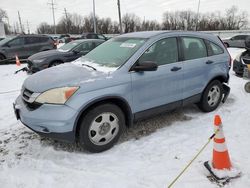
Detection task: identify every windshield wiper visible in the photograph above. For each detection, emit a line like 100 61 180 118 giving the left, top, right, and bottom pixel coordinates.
82 63 97 71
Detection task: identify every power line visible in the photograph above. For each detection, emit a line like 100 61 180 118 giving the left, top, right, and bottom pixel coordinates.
48 0 57 34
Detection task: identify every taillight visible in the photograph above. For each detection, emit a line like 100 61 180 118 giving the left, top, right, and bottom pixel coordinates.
218 36 231 69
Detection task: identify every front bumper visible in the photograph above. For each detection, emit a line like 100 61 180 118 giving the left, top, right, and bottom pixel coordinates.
14 95 78 142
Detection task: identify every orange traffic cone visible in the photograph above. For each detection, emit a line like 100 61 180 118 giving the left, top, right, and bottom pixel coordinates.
15 55 21 66
204 115 241 185
212 115 231 169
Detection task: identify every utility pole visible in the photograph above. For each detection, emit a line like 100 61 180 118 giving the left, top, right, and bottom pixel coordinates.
18 11 24 33
195 0 201 31
92 0 97 33
117 0 122 34
64 8 70 33
26 21 30 34
48 0 56 34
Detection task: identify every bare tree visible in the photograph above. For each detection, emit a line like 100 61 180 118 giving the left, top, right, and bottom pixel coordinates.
122 13 141 33
0 8 7 22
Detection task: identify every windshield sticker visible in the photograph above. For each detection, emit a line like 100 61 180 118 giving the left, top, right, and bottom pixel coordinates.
120 43 137 48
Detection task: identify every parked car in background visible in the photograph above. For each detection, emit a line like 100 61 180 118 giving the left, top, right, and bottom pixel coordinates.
0 34 57 61
58 34 72 43
233 36 250 76
223 35 250 48
0 37 5 41
80 33 108 40
27 39 104 73
14 31 230 152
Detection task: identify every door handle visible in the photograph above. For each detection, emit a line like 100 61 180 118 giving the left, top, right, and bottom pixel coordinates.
206 60 214 64
171 66 182 71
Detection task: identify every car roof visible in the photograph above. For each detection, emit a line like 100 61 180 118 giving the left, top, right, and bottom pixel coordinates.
70 39 105 43
116 31 215 39
18 34 49 38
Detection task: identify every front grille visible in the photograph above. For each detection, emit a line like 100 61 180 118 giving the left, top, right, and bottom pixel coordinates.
22 88 33 101
22 88 41 110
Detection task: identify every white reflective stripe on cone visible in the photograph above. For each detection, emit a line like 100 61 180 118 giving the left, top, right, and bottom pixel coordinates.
213 142 228 152
214 127 225 139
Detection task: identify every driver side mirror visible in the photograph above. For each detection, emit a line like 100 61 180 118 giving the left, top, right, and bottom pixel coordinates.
132 61 158 72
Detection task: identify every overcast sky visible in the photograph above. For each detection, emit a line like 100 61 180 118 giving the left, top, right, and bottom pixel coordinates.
1 0 249 33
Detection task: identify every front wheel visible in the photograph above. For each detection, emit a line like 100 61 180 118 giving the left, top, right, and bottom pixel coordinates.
198 80 223 112
79 103 125 152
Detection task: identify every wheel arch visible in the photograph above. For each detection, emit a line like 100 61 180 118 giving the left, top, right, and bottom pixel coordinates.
49 59 64 67
73 96 133 141
206 75 228 88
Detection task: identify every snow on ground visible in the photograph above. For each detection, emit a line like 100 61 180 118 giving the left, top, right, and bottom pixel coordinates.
0 48 249 188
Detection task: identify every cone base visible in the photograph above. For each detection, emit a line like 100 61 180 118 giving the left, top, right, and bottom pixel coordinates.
204 161 241 186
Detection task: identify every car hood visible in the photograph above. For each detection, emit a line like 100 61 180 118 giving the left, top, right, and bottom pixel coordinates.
28 49 68 60
23 63 109 93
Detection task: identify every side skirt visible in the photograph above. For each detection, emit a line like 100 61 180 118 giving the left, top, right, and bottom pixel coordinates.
133 94 201 122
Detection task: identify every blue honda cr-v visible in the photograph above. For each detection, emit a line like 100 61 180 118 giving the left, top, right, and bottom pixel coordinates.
14 31 231 152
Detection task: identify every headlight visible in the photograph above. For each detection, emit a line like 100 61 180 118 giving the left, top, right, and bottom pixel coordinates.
35 87 79 104
33 59 45 63
235 54 241 62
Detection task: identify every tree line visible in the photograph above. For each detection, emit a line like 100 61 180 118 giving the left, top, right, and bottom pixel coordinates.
0 5 249 35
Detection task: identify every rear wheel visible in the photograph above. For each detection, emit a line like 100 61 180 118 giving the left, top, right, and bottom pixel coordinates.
79 103 125 152
198 80 223 112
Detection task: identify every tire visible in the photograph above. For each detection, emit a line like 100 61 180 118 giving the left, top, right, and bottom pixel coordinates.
244 82 250 93
198 80 223 112
79 103 125 152
49 61 62 67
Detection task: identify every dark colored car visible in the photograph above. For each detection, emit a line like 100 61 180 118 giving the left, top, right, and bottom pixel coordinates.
81 33 108 40
233 37 250 76
27 39 104 73
0 34 57 61
223 35 250 48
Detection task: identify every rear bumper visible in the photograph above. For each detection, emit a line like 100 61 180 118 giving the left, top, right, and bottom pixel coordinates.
14 95 78 143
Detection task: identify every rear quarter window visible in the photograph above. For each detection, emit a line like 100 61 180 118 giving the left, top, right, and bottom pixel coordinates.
205 40 224 56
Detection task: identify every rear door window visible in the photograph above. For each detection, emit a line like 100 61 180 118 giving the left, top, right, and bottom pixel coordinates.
181 37 207 60
39 37 49 43
25 37 40 44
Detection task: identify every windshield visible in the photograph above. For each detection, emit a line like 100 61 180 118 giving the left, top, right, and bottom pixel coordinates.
84 37 147 67
0 37 14 46
58 41 81 52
